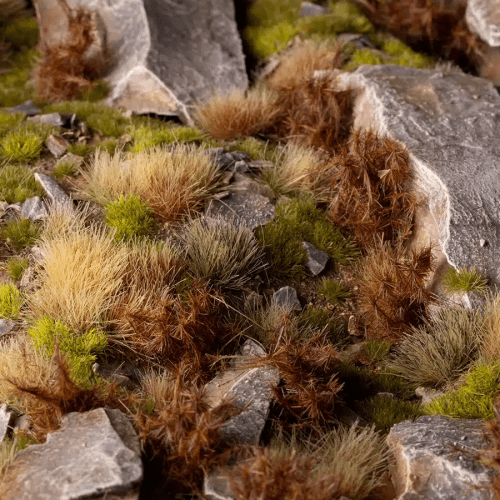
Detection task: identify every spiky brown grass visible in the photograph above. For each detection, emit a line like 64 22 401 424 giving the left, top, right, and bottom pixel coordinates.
329 130 418 247
34 1 108 102
356 240 435 339
83 145 220 222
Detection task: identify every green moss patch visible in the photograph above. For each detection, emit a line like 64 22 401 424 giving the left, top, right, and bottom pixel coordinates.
442 266 488 295
0 283 22 319
299 307 349 347
130 125 204 153
6 257 28 281
2 218 40 251
0 18 39 50
0 164 44 203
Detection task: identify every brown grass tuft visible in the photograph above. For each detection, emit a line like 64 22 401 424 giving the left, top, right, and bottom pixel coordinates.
34 0 108 102
329 130 418 247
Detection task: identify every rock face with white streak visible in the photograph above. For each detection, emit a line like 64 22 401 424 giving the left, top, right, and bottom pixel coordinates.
338 65 500 288
466 0 500 47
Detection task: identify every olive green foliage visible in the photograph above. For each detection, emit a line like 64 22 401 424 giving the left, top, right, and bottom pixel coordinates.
28 316 107 386
43 102 130 138
104 194 156 242
387 307 486 387
130 125 204 153
2 218 40 251
96 139 117 156
0 48 39 107
0 112 24 137
68 142 93 157
299 307 349 346
0 18 39 49
357 395 422 432
257 197 356 280
363 339 391 363
0 283 21 319
76 80 110 102
0 164 44 203
0 130 43 162
319 278 351 305
0 434 36 480
6 257 28 281
52 160 77 180
425 363 500 420
229 137 273 161
442 266 488 295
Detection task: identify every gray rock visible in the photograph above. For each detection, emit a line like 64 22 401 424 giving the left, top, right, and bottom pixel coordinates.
204 468 235 500
415 386 446 405
34 0 247 122
45 135 69 158
206 173 275 230
0 319 15 336
338 65 500 287
34 173 71 207
387 416 496 500
300 1 327 17
302 241 329 275
6 100 40 116
272 286 301 311
0 405 16 444
0 408 143 500
21 196 48 221
466 0 500 47
28 113 66 127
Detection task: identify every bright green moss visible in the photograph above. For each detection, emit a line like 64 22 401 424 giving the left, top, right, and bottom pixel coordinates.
2 218 40 251
229 137 274 161
442 266 488 295
346 48 385 70
28 316 107 386
130 125 204 153
318 278 351 304
0 130 43 162
0 18 39 49
424 363 500 420
0 49 39 107
247 0 301 27
68 142 93 157
0 164 44 203
6 257 28 281
0 112 24 138
244 23 299 60
105 194 156 242
0 283 22 319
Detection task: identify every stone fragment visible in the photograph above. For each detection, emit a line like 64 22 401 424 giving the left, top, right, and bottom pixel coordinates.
0 405 16 444
6 100 40 116
0 319 15 336
34 173 71 207
204 469 235 500
45 134 69 158
466 0 500 47
0 408 143 500
206 173 275 229
338 65 500 287
300 1 327 17
205 148 250 171
387 416 496 500
302 241 329 275
0 201 8 219
272 286 301 310
34 0 248 122
21 197 48 221
28 113 67 127
415 386 446 405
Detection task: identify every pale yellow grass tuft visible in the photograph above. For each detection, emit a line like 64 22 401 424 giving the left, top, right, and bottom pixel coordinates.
83 144 220 222
480 293 500 363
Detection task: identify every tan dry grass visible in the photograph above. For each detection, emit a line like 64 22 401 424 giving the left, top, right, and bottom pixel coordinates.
479 294 500 364
83 145 220 222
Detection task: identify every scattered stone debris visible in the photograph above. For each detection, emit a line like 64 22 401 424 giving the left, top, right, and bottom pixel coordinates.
0 405 16 444
34 173 71 207
302 241 329 275
272 286 301 310
45 134 69 158
21 196 48 221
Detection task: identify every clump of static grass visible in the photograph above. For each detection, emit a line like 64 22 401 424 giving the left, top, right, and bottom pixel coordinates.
318 278 351 305
442 266 488 295
387 307 486 388
2 218 41 251
299 307 349 347
130 125 204 153
363 339 392 363
0 112 24 138
182 217 266 290
228 137 273 161
104 194 156 242
28 316 107 387
40 200 94 242
67 142 93 157
52 160 77 180
0 283 22 319
0 434 37 482
480 294 500 364
195 88 280 140
0 163 44 203
6 257 28 281
84 145 220 222
356 240 435 339
0 130 44 162
425 362 500 420
30 224 129 331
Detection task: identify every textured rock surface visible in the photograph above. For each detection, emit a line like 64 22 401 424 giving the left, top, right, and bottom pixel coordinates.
34 0 247 121
300 1 327 17
338 65 500 287
21 196 48 221
273 286 301 310
466 0 500 47
0 405 16 444
302 241 329 275
34 173 71 207
6 100 40 116
387 416 495 500
45 135 69 158
0 319 15 336
0 408 143 500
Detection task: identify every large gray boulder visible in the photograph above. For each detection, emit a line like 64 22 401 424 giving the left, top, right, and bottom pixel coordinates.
466 0 500 47
338 65 500 288
0 408 143 500
387 416 495 500
34 0 248 123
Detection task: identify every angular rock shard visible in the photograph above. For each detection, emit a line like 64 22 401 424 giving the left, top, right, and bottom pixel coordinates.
338 65 500 287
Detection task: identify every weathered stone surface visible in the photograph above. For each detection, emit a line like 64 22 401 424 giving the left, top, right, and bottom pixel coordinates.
34 173 71 207
0 408 143 500
204 468 235 500
0 405 16 444
45 135 69 158
6 100 40 116
34 0 247 121
21 196 48 221
302 241 329 275
415 386 446 405
338 65 500 287
466 0 500 47
206 173 275 229
272 286 301 310
28 113 67 127
387 416 495 500
300 1 327 17
0 319 15 336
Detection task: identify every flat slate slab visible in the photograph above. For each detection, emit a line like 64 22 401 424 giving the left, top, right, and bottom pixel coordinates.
338 65 500 287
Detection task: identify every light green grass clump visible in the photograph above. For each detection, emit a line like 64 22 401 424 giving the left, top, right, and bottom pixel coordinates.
6 257 28 281
68 142 93 157
0 283 22 319
2 218 40 251
442 266 488 295
319 278 351 305
76 80 110 102
0 130 43 162
130 125 204 153
299 307 349 346
0 112 24 137
229 137 273 161
0 164 44 203
363 339 391 363
52 160 77 180
28 316 107 386
105 194 156 242
424 363 500 419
